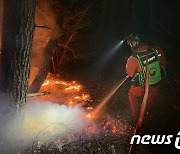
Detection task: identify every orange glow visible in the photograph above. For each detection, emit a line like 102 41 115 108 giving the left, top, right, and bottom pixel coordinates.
86 113 94 119
37 76 134 137
84 116 134 136
38 76 134 136
65 85 81 91
74 96 80 99
86 107 93 110
39 76 91 107
69 101 73 104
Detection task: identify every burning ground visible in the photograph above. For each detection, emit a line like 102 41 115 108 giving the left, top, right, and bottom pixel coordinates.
0 74 136 153
0 1 135 152
1 73 178 153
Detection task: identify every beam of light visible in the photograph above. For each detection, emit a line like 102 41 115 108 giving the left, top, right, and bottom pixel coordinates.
111 40 124 53
87 75 129 118
90 40 125 71
100 40 124 65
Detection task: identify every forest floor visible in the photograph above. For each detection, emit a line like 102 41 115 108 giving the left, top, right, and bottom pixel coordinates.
21 75 180 154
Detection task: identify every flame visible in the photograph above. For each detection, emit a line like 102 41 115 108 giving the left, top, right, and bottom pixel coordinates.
86 107 93 110
69 101 73 104
39 76 92 107
86 113 92 118
86 113 95 119
42 79 82 93
74 96 80 99
38 75 134 137
86 113 93 119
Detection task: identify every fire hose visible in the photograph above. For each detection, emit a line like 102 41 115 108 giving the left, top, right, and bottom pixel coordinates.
129 51 150 154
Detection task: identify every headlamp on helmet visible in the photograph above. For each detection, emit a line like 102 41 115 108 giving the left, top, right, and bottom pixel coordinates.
125 34 145 48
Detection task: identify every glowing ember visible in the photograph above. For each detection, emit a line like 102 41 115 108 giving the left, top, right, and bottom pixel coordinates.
74 96 80 99
86 107 93 110
86 113 95 119
38 75 134 137
69 101 73 104
86 113 93 118
42 79 81 92
39 76 92 107
65 85 81 91
83 116 134 137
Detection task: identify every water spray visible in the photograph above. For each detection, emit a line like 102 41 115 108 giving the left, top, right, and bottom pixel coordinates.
87 75 129 119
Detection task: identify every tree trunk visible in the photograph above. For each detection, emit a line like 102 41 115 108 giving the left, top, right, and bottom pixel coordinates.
28 22 62 93
29 0 75 93
0 0 36 110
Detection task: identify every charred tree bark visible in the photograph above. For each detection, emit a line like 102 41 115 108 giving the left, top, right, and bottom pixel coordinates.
0 0 36 110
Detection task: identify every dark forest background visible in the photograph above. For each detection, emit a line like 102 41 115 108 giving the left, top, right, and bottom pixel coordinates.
55 0 179 83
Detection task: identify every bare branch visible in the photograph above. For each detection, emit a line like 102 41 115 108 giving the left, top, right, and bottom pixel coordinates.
58 5 91 67
35 25 52 29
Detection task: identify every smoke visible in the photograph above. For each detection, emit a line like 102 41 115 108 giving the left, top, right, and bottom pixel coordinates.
0 98 90 153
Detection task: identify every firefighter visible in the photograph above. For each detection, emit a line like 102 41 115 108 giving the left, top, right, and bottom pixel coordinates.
126 34 167 119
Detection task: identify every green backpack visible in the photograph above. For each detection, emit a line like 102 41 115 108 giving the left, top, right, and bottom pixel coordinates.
131 47 161 86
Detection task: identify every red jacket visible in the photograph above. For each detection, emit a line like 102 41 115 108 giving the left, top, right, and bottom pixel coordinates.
126 45 167 78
